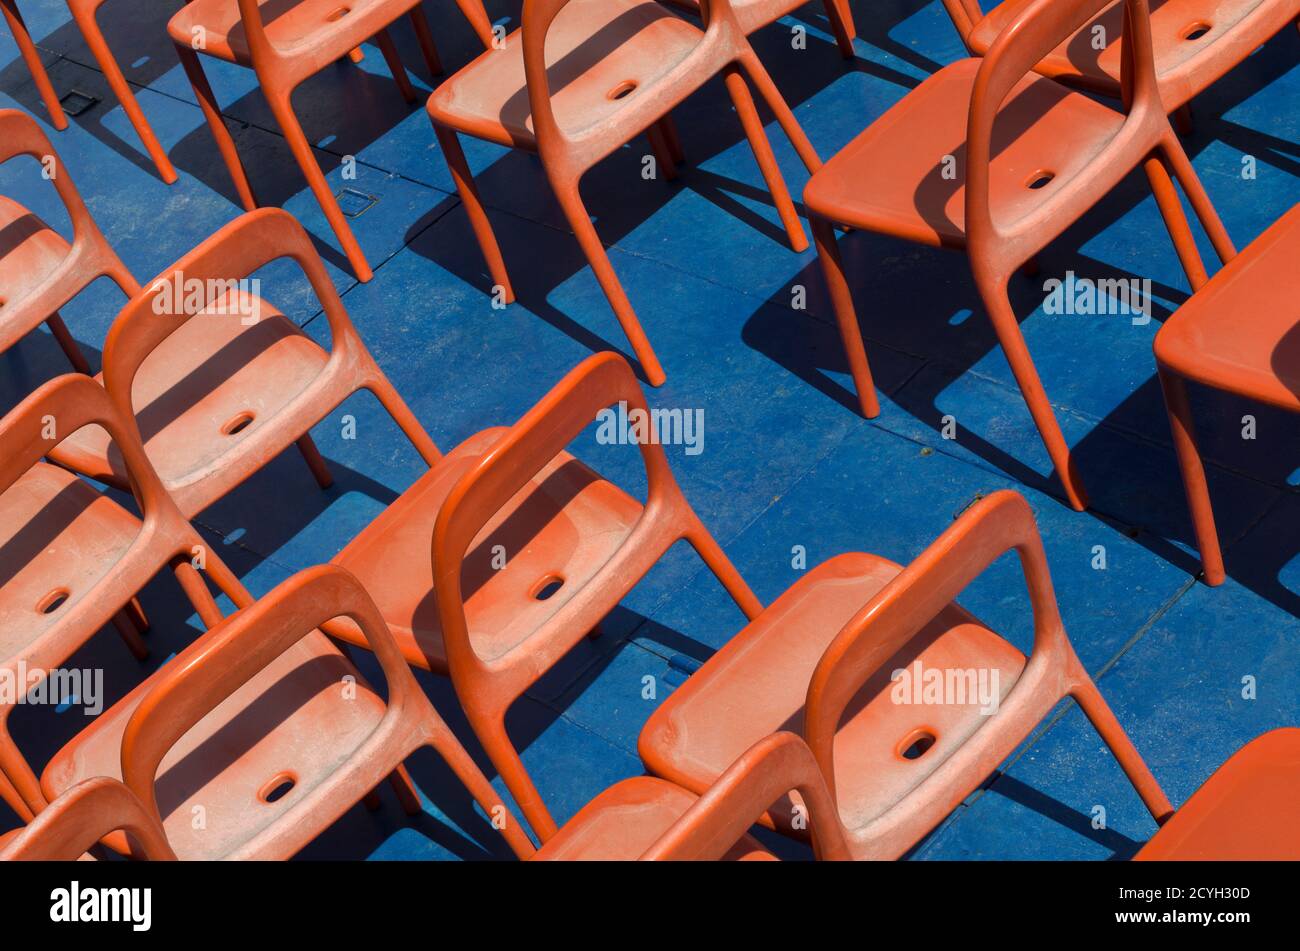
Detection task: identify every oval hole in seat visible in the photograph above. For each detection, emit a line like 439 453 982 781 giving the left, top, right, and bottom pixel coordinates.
898 729 937 761
607 80 638 101
530 575 564 601
259 773 297 804
1182 21 1211 40
36 587 70 615
1026 170 1054 190
221 411 255 436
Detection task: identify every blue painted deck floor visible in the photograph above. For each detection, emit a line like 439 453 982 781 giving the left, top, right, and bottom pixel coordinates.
0 0 1296 860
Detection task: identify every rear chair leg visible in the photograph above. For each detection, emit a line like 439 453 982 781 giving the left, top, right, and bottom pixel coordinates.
1157 368 1225 585
45 312 91 374
295 434 334 490
723 67 807 253
433 124 514 303
811 216 880 418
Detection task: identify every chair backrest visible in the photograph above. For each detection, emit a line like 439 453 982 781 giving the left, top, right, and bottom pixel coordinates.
641 732 852 860
802 490 1064 804
0 777 176 861
0 109 138 351
0 373 183 551
965 0 1165 268
103 208 356 422
431 351 684 680
119 564 424 830
520 0 748 171
0 109 95 248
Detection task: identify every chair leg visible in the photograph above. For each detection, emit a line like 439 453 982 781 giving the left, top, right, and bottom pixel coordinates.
111 609 149 660
0 764 33 823
645 122 678 181
427 729 538 858
736 50 822 174
1 0 67 130
68 1 177 182
367 376 443 465
373 27 416 104
1143 152 1209 291
295 434 334 489
551 176 668 386
1069 664 1174 823
1157 368 1225 585
173 558 225 630
723 66 807 253
408 7 444 76
388 764 423 815
1160 135 1236 266
0 711 44 815
1172 103 1193 136
979 278 1088 510
265 89 373 282
684 520 764 620
821 0 857 58
658 114 684 164
175 44 257 211
433 124 514 303
450 0 497 50
45 312 91 374
811 216 880 418
465 712 557 845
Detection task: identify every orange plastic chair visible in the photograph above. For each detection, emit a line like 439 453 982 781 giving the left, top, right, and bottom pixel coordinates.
1136 728 1300 860
168 0 496 282
946 0 1300 113
803 0 1236 511
0 373 254 821
46 207 439 521
639 489 1173 858
0 108 140 374
1154 202 1300 586
41 564 536 859
329 351 763 842
666 0 858 57
536 732 852 860
425 0 823 386
1 2 179 180
0 777 177 860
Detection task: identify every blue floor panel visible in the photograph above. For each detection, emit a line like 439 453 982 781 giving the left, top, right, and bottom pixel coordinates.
0 0 1296 861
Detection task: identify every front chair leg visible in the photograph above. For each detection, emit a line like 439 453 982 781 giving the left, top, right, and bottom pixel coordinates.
1157 368 1225 585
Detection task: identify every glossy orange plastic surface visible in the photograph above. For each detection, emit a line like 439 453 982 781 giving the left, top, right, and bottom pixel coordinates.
41 564 536 859
537 732 852 860
425 0 822 386
0 777 176 861
0 373 255 821
169 0 496 282
331 351 763 842
1136 728 1300 860
952 0 1299 111
0 109 140 375
804 0 1236 511
640 489 1173 858
46 207 440 520
1153 202 1300 587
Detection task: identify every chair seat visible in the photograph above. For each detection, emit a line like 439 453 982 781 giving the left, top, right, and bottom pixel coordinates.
968 0 1297 109
41 631 388 860
638 552 1026 837
425 0 703 148
0 463 141 665
1136 728 1300 860
330 428 644 672
0 195 71 314
48 298 329 499
1154 203 1300 409
168 0 416 66
535 776 775 860
801 58 1125 246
